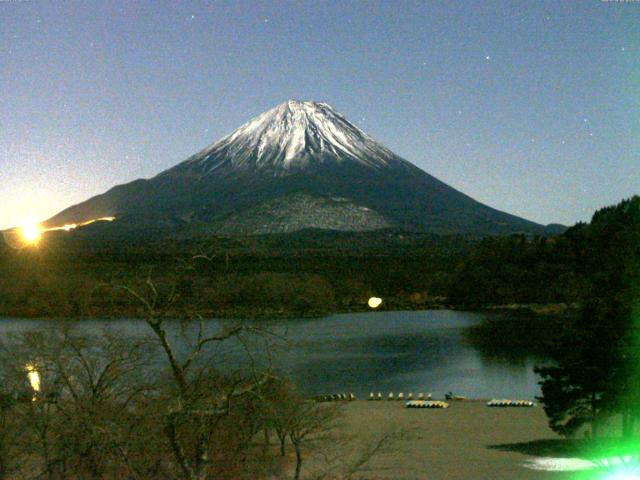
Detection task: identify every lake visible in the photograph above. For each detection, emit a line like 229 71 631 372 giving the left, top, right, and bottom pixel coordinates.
0 310 544 400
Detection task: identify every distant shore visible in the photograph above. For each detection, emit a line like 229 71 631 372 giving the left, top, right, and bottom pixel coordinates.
0 301 577 320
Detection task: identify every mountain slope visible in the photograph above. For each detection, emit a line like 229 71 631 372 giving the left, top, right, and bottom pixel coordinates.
46 100 553 236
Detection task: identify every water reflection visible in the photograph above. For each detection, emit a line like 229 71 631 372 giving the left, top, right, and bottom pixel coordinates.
462 312 557 364
0 310 547 400
25 363 40 400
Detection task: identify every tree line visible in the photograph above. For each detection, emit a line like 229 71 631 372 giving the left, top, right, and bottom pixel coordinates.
0 230 472 318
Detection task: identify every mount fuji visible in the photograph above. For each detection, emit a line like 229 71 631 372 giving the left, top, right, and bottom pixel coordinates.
46 100 557 236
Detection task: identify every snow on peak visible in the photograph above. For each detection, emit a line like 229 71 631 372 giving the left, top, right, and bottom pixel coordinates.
168 100 408 177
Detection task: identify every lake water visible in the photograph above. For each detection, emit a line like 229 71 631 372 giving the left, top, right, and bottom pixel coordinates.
0 310 543 400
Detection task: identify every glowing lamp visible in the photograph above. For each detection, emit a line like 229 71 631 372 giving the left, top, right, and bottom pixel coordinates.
368 297 383 309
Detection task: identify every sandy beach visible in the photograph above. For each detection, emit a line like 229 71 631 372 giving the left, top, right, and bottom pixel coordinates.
306 400 589 480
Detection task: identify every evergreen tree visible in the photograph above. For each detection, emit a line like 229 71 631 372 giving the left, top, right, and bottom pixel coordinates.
536 196 640 437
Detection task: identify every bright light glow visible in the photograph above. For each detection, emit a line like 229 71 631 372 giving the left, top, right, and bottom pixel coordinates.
523 456 594 472
4 216 116 249
56 216 115 229
25 363 41 393
368 297 383 308
19 222 42 245
49 217 115 231
524 456 640 478
604 467 640 480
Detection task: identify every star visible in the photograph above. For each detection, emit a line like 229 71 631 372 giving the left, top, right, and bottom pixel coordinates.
264 18 269 23
191 15 195 19
485 55 491 60
621 47 626 51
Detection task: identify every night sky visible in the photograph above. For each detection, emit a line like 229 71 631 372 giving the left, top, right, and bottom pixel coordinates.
1 0 638 229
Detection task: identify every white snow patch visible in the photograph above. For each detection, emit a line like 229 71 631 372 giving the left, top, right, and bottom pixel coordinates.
171 100 410 177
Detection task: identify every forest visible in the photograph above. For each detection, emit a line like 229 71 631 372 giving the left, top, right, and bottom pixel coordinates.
0 196 637 320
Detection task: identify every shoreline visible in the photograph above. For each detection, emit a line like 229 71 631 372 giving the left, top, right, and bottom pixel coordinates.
0 302 575 321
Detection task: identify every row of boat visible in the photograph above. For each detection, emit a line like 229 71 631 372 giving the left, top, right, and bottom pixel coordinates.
369 392 432 401
406 400 449 408
312 393 356 402
487 399 536 407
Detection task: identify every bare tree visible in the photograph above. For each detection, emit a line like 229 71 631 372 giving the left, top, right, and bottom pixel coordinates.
113 273 276 480
0 261 398 480
261 377 297 457
340 427 408 480
0 324 158 479
0 362 29 480
286 398 341 480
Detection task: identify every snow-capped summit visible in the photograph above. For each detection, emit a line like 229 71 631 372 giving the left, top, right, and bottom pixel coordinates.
163 100 408 177
46 100 554 237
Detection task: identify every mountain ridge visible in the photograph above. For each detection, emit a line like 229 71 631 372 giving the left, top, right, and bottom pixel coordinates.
46 100 560 237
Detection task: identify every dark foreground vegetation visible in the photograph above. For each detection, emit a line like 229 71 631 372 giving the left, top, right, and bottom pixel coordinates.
0 313 398 480
1 198 638 320
534 196 640 439
466 196 640 469
0 228 473 318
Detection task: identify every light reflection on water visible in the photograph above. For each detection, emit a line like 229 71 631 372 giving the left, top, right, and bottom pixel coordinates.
1 310 544 399
25 363 41 394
